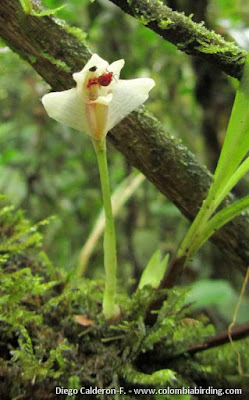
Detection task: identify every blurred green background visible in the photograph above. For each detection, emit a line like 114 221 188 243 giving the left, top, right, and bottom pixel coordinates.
0 0 249 326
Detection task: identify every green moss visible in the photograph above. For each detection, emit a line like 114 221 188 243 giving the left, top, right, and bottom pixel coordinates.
31 5 66 18
127 0 246 78
42 52 71 73
27 54 37 64
19 0 32 14
0 197 248 398
19 0 66 17
158 18 173 29
137 14 150 25
122 364 177 386
196 39 241 55
65 25 88 43
128 0 158 25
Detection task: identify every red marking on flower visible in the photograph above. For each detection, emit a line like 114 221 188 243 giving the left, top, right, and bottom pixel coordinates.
97 72 114 87
87 77 99 88
86 71 114 90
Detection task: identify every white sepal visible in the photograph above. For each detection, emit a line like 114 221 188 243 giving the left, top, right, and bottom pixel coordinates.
42 88 90 133
108 59 125 78
82 53 109 72
106 78 155 132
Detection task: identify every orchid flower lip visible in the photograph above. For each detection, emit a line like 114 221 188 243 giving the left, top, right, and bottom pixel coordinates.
41 53 155 139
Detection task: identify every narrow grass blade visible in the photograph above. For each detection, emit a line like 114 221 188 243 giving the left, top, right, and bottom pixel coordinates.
190 195 249 255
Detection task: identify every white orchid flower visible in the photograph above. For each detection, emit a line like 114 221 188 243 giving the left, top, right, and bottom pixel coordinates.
42 53 155 140
42 54 155 320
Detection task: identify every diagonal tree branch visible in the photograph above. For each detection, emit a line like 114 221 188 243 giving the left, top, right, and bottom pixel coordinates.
108 0 246 79
1 0 249 274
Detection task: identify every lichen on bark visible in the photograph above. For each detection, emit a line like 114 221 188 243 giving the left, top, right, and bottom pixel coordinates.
111 0 246 79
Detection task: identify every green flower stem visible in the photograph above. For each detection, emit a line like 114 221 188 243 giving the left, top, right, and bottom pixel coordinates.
92 138 119 320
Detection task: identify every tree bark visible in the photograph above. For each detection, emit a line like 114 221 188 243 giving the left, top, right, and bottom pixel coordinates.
109 0 246 79
1 0 249 274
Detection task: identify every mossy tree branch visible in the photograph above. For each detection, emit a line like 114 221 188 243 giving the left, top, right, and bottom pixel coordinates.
1 0 249 274
109 0 246 79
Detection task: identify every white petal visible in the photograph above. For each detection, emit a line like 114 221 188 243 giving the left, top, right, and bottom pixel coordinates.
72 71 88 97
93 93 113 106
42 89 90 133
82 53 109 73
108 59 125 79
106 78 155 131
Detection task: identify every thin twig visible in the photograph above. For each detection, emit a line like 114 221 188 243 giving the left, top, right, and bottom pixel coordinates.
228 267 249 376
187 322 249 356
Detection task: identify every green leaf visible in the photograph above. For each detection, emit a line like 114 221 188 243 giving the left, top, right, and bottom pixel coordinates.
212 156 249 211
186 279 234 309
178 52 249 260
191 194 249 254
212 52 249 197
138 250 169 289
